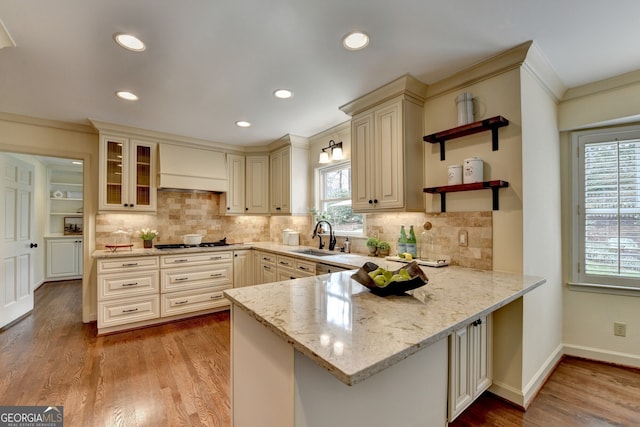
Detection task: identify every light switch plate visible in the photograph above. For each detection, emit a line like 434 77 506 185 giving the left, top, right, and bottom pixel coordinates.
458 230 468 247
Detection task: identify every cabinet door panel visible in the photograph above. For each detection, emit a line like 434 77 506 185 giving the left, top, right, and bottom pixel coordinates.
472 315 493 396
375 102 403 208
226 154 246 214
246 156 269 214
448 326 473 421
46 239 79 278
351 114 374 211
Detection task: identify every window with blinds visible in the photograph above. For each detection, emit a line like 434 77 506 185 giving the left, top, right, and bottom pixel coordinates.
574 126 640 289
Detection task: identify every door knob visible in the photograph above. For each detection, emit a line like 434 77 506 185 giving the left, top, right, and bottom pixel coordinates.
30 243 38 248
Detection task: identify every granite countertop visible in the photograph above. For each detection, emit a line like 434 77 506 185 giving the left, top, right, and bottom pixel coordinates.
91 241 381 269
224 266 546 386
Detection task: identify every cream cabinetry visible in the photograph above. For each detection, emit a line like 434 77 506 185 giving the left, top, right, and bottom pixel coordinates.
256 251 277 284
340 75 427 213
160 252 233 317
233 250 254 287
276 255 316 280
99 134 157 212
448 314 492 421
97 256 160 333
269 136 309 215
223 154 269 214
45 237 82 279
245 155 270 214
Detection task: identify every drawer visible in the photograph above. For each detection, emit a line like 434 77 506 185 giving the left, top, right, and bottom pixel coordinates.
98 256 159 273
98 270 159 301
98 295 160 328
161 263 232 292
276 255 295 270
160 251 232 268
257 251 277 265
161 287 230 317
295 259 316 276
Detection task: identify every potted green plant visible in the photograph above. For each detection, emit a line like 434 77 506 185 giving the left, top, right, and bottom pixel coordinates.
377 240 391 257
366 237 379 256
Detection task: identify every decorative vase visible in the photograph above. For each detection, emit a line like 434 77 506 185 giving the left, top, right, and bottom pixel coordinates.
368 246 377 256
143 239 153 249
378 248 390 257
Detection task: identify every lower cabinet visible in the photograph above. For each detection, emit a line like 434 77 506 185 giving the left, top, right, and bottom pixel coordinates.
256 251 277 284
160 252 233 317
276 255 316 280
45 237 82 279
97 256 160 333
448 314 493 421
233 249 254 287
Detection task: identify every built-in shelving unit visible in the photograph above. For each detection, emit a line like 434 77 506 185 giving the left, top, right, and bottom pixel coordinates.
48 167 83 235
424 180 509 212
423 115 509 161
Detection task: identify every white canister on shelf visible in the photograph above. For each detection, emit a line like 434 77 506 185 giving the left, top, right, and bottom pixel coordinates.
455 92 475 126
447 165 463 185
463 157 483 184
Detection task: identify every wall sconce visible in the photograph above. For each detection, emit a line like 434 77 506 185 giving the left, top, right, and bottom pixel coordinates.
318 140 343 164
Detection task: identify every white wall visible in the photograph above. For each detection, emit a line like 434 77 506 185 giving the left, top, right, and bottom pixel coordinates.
520 68 564 404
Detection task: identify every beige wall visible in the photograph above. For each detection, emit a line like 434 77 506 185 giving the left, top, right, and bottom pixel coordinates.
0 114 99 322
559 73 640 367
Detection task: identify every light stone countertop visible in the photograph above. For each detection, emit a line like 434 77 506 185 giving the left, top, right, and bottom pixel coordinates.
224 265 546 386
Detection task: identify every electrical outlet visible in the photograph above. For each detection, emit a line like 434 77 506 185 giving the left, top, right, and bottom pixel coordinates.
614 322 626 337
458 230 468 247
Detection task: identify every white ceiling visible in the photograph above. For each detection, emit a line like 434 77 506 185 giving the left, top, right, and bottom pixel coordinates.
1 1 640 147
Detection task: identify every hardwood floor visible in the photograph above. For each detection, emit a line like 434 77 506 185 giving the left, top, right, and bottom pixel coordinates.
2 280 640 426
0 280 231 426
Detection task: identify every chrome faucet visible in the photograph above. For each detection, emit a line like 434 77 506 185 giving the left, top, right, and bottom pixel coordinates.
312 220 336 251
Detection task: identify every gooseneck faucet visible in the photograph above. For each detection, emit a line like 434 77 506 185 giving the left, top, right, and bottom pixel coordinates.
312 220 336 251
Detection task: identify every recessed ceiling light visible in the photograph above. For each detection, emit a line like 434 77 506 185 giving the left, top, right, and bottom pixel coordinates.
273 89 293 99
235 120 251 128
343 31 369 51
116 91 139 101
113 33 146 52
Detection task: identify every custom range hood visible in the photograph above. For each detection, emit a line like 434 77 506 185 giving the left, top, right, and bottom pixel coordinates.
158 143 228 192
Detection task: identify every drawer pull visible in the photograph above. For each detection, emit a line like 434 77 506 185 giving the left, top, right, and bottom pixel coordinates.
122 263 138 267
210 256 222 260
262 257 272 261
175 277 189 281
298 266 311 271
279 261 291 266
122 308 139 313
263 266 272 271
210 294 223 300
210 273 223 277
173 259 189 263
121 282 139 287
174 300 189 305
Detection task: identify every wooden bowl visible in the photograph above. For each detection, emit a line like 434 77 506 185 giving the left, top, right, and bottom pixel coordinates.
351 261 428 296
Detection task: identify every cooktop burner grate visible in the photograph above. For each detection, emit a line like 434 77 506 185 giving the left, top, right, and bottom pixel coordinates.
154 238 230 250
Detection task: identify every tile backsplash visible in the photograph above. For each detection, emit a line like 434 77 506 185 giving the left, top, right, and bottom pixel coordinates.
96 191 492 270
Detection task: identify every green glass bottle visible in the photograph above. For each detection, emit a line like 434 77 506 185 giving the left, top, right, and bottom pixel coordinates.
407 225 417 258
398 225 408 255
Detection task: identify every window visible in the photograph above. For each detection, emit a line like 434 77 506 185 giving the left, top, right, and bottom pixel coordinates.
572 125 640 290
316 162 364 235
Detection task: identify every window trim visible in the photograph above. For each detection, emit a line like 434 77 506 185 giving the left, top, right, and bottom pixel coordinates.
314 161 364 237
571 124 640 294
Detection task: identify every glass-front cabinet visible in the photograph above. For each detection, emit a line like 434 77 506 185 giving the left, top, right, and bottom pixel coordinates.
99 135 157 212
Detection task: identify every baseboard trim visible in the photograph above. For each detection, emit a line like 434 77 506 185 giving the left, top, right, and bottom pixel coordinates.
522 343 564 408
563 344 640 369
489 381 525 408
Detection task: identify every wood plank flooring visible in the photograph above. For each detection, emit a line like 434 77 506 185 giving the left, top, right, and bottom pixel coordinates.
2 280 640 426
0 280 230 426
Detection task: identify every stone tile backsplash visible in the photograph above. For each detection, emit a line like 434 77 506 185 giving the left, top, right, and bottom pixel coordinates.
96 191 492 270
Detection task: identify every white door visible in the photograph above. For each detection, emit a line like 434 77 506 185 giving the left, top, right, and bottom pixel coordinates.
1 154 36 328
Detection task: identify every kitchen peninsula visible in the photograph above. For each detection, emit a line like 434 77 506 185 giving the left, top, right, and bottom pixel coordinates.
224 265 545 427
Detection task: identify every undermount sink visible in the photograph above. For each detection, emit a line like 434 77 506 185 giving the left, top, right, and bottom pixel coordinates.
290 249 335 257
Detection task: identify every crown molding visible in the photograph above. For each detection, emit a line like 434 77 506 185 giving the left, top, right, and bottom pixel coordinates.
562 68 640 101
339 73 428 116
0 112 96 134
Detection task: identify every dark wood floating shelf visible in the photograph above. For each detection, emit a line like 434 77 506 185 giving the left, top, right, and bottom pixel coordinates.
423 180 509 212
423 115 509 161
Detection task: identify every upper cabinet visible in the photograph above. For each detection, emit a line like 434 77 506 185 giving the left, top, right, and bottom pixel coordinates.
340 74 427 213
269 135 309 215
222 154 269 215
99 135 157 212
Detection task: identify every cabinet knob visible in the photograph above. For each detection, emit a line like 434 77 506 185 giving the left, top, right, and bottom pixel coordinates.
123 203 129 207
245 207 249 211
373 199 378 204
276 207 281 211
30 242 38 248
227 207 230 210
130 203 134 207
368 199 373 204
